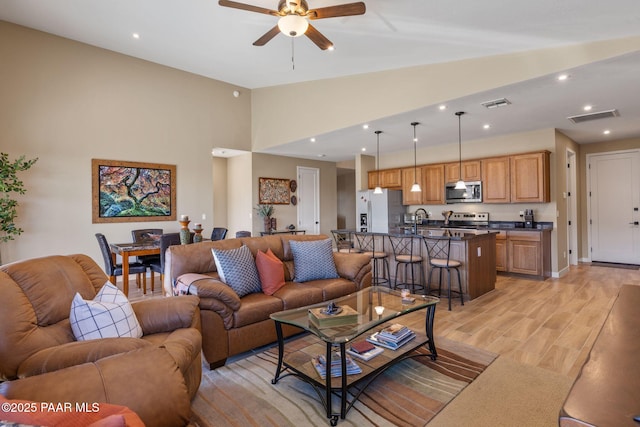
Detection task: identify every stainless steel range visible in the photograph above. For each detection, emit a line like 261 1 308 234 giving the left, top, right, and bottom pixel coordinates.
441 212 489 229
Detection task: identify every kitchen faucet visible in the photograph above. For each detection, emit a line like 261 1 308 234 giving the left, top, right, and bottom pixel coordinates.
414 208 428 233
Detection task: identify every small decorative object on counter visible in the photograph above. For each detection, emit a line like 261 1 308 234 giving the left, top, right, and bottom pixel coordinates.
193 223 203 243
179 217 191 245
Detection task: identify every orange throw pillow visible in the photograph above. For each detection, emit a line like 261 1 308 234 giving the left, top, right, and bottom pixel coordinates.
256 248 286 295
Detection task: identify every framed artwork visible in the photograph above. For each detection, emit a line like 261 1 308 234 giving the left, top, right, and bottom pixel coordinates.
92 159 176 223
259 177 290 205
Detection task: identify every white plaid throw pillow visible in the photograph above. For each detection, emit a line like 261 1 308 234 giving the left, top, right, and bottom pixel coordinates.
70 281 143 341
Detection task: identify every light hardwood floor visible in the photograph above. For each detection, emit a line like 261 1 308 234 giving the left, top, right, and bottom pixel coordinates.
127 263 640 381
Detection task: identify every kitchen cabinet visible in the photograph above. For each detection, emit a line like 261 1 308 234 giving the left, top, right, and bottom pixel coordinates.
401 167 423 205
445 160 482 183
368 168 402 190
421 164 445 204
481 156 510 203
495 231 507 271
510 151 550 203
499 229 551 279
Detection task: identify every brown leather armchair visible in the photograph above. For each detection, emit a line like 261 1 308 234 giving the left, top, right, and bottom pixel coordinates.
0 254 202 427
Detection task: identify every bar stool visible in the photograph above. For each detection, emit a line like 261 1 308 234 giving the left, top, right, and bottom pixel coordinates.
354 231 389 287
388 234 424 293
331 229 359 253
423 235 463 311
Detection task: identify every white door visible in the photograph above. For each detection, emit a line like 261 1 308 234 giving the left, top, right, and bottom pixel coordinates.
297 166 320 235
588 150 640 264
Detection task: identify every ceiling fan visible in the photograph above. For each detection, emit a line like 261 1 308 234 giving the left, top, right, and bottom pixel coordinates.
218 0 366 50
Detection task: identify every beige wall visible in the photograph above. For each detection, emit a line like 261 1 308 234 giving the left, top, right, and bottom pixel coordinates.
251 153 337 235
0 21 251 264
251 36 640 151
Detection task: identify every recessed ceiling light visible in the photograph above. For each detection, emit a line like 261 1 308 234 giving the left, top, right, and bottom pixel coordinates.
603 130 611 135
361 147 366 152
310 137 316 142
439 105 447 111
557 74 569 81
483 124 491 129
362 124 369 130
132 33 140 39
583 105 592 111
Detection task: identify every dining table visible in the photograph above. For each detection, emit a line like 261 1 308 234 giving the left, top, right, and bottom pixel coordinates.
110 242 161 296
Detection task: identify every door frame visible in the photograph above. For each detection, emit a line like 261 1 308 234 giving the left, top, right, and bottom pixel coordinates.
566 148 578 266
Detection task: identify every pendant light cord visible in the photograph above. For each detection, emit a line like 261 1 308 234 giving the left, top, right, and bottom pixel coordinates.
375 130 382 188
456 112 465 181
291 37 295 70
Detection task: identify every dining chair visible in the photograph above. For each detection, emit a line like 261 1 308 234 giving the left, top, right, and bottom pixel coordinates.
388 234 425 294
353 231 389 287
148 232 182 294
131 228 162 289
423 235 464 311
95 233 147 292
211 227 228 241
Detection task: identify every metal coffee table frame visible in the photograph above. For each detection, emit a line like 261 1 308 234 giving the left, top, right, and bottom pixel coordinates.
270 286 439 425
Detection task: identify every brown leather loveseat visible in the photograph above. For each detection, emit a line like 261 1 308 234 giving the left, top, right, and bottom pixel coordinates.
0 254 202 427
164 234 372 369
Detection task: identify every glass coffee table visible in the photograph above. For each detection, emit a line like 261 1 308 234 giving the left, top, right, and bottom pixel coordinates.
270 286 439 425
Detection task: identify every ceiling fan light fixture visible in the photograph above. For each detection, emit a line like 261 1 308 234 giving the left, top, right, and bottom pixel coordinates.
278 14 308 37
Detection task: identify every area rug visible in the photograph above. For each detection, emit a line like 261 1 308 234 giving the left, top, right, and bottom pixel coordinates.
190 336 497 427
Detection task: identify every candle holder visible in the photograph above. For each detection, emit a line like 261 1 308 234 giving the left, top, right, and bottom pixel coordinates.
179 219 191 245
193 223 203 243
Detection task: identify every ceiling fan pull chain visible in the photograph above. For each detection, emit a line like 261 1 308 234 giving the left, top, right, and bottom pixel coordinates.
291 37 295 70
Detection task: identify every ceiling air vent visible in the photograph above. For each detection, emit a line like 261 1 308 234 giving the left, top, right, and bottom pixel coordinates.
481 98 511 109
568 109 619 124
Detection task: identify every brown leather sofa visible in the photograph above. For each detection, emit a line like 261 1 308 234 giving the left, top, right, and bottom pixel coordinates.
0 254 202 427
164 234 372 369
559 284 640 427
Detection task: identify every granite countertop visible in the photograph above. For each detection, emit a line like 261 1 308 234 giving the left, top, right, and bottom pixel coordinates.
418 220 553 231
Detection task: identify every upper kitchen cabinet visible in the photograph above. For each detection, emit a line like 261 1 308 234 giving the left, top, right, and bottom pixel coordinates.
368 168 402 190
481 156 511 203
482 151 550 203
401 167 424 205
422 164 445 204
510 151 550 203
445 160 482 183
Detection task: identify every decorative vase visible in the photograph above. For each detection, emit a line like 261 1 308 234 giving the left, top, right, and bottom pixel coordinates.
179 220 191 245
263 216 272 233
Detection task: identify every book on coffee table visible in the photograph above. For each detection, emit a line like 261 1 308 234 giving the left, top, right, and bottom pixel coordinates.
311 352 362 379
366 330 416 351
308 305 359 329
346 346 384 361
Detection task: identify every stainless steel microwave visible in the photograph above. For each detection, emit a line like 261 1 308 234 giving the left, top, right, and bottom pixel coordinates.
445 181 482 204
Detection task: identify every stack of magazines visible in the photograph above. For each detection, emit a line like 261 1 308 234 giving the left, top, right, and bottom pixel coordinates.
311 352 362 379
366 323 416 350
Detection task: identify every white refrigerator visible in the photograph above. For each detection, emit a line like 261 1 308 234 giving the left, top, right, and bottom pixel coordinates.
356 189 404 233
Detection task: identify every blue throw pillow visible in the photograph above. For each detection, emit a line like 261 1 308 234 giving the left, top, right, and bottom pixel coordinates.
212 245 262 297
289 239 339 282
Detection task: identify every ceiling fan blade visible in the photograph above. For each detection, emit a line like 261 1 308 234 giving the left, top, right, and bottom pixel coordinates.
308 2 366 20
253 25 281 46
218 0 279 16
305 24 333 50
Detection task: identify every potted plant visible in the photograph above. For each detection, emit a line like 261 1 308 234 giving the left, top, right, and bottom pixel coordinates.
255 204 274 233
0 153 38 264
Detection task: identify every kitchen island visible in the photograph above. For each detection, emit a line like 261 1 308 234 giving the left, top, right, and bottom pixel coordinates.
352 229 497 302
418 229 497 300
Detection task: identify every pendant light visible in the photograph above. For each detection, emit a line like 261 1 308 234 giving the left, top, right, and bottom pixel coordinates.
454 111 466 190
373 130 383 194
410 122 422 192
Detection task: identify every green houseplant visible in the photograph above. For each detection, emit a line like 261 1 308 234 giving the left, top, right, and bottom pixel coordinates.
0 153 38 264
